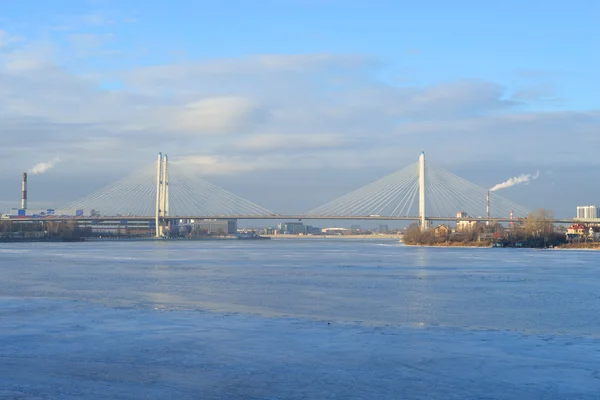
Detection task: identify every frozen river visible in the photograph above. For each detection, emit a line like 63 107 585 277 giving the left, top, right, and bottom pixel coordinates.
1 239 599 399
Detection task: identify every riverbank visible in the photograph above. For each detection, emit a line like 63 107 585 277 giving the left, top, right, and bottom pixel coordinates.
265 234 402 240
84 235 271 242
556 243 600 250
1 235 271 243
0 237 85 243
403 241 492 248
404 241 600 250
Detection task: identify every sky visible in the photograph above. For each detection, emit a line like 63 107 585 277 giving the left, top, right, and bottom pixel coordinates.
0 0 599 218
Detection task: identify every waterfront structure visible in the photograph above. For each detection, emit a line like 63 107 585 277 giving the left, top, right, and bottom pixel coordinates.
78 219 154 235
278 222 306 234
193 219 237 235
321 227 349 235
308 226 321 234
274 222 322 235
8 208 94 217
589 227 600 241
434 224 450 238
576 205 599 220
456 211 477 232
566 223 600 242
262 226 278 235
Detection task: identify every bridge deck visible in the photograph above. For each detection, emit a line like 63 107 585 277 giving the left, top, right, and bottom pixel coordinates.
3 215 583 224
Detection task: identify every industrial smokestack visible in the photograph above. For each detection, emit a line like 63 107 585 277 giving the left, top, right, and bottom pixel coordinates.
21 173 27 210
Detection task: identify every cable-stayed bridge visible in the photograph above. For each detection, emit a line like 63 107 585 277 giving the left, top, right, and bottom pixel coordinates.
45 152 552 237
305 153 529 223
63 153 276 236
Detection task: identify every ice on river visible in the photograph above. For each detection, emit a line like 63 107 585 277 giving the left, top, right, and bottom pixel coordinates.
1 240 599 399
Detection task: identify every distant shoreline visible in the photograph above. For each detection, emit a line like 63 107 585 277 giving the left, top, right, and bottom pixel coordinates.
0 236 271 243
403 244 492 249
403 242 600 251
264 234 402 240
403 240 492 248
555 243 600 251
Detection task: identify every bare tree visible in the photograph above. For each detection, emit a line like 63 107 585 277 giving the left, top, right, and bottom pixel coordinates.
524 209 554 238
403 223 422 244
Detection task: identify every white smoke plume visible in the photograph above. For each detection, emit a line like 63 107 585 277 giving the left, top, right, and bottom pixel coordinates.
490 171 539 192
29 157 60 175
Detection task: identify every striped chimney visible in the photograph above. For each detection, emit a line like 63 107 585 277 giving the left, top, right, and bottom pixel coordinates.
21 173 27 210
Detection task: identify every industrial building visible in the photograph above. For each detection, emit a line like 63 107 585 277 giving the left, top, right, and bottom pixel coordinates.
278 222 306 234
192 219 237 235
276 222 321 235
8 172 97 218
350 224 361 232
76 219 155 235
456 211 478 232
8 208 96 218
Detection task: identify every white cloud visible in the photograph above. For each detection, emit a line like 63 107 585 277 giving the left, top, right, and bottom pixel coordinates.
67 33 116 57
233 133 345 152
0 30 24 49
169 97 265 134
0 40 57 72
170 155 273 175
0 28 599 191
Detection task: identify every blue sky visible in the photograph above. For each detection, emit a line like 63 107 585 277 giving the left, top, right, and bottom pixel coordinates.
4 0 598 108
1 0 599 217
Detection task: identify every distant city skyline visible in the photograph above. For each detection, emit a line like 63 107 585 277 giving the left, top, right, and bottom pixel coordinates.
1 0 599 217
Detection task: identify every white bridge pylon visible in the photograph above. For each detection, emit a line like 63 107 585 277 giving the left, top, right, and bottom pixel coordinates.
155 153 169 237
306 152 529 229
419 151 425 231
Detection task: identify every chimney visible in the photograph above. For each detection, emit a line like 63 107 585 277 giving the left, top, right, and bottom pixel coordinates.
21 173 27 210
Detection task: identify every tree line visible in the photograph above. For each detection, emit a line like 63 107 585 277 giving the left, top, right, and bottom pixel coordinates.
0 220 91 240
403 209 567 248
